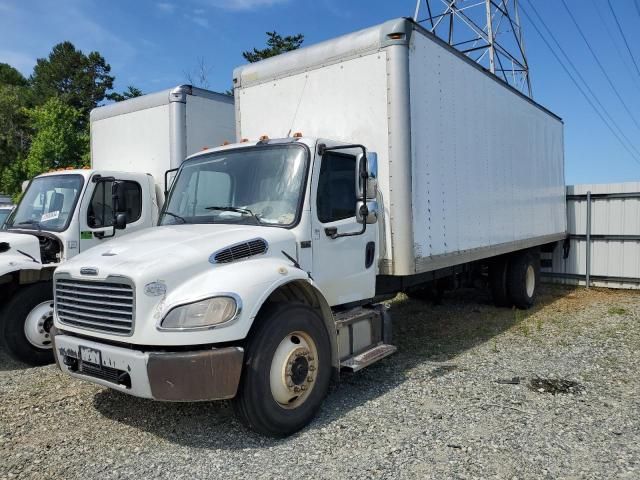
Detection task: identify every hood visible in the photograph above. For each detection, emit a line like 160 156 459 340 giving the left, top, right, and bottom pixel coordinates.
0 230 41 261
59 224 297 282
0 231 42 275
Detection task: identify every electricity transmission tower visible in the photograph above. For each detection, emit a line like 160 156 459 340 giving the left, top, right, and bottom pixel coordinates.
413 0 532 97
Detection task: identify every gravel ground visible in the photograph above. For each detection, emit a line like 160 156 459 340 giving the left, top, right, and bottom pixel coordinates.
1 284 639 479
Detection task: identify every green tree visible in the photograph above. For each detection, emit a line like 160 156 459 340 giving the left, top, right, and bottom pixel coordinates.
242 31 304 63
0 63 28 87
107 85 143 102
23 97 89 179
0 66 32 196
30 42 114 118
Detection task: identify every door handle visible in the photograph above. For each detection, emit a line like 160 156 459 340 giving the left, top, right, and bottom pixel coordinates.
324 227 338 238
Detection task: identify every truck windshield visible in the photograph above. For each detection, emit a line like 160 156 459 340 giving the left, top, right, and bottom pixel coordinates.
160 144 308 227
5 174 84 232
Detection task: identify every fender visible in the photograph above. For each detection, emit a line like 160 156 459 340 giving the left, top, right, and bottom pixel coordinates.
249 271 340 372
0 254 43 278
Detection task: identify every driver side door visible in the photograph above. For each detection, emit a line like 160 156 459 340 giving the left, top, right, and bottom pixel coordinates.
78 173 152 252
310 147 377 306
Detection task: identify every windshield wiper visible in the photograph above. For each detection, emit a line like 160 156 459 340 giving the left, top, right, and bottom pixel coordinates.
205 206 261 224
162 211 187 224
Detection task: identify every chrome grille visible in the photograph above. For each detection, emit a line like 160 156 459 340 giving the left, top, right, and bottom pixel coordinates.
55 278 134 335
212 238 268 264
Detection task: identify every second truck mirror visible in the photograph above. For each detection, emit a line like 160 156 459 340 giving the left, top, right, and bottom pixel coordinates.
356 152 378 200
111 181 127 230
114 213 127 230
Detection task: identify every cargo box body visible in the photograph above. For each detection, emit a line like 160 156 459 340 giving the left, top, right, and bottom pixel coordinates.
90 86 235 202
234 18 566 276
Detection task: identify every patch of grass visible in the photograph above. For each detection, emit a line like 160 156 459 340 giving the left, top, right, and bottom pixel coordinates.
608 306 628 316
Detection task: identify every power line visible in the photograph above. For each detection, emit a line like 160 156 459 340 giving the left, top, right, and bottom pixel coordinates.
561 0 640 135
525 0 640 161
607 0 640 82
589 0 640 94
519 2 640 166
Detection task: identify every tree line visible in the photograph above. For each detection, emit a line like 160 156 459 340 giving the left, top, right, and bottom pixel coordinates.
0 31 303 200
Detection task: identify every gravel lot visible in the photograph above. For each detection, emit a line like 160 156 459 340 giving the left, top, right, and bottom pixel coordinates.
1 284 639 479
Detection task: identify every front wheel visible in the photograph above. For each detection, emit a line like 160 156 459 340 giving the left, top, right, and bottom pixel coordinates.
1 282 55 366
232 303 331 437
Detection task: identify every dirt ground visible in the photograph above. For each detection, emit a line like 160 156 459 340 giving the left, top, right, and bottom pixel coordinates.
1 284 638 479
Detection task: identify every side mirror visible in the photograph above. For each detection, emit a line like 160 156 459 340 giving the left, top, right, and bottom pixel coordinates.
356 200 379 225
356 152 378 200
114 213 127 230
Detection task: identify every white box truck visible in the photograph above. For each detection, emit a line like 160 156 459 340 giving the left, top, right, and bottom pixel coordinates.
51 19 566 436
0 85 234 365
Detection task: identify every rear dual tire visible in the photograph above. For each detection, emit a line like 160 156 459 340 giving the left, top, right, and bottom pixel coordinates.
489 250 539 309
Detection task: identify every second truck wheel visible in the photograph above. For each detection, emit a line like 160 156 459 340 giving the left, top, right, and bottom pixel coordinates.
1 282 55 366
233 303 331 437
507 250 540 309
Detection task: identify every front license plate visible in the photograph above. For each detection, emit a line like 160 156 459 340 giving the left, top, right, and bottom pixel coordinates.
79 346 102 367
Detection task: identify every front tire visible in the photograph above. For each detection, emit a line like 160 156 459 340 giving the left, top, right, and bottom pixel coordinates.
1 282 55 366
233 303 331 437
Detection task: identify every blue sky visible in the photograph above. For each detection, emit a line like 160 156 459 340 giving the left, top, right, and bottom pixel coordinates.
1 0 639 185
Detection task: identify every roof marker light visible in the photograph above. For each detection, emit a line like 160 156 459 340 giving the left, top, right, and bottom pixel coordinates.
293 132 303 138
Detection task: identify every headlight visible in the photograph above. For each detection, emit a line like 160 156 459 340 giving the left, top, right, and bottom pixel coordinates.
160 295 239 330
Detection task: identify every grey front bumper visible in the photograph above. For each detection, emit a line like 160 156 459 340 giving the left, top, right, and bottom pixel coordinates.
52 332 244 402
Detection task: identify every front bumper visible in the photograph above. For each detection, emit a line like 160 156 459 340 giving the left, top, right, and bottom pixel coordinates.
52 332 244 402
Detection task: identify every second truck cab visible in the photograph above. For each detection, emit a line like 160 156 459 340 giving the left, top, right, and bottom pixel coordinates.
0 85 234 365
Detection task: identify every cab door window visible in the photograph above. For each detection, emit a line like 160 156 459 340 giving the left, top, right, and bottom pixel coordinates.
316 152 357 223
87 180 142 228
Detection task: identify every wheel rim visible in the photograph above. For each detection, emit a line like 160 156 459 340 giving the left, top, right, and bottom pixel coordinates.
270 331 319 409
525 265 535 298
23 301 54 349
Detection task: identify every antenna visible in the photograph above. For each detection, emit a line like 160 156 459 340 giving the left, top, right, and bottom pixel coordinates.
413 0 532 97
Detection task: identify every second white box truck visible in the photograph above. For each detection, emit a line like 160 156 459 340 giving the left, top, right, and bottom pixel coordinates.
0 85 234 365
51 19 566 436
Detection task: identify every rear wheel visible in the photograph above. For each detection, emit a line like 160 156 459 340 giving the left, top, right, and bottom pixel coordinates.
507 250 540 309
489 256 510 307
232 303 331 437
1 282 55 366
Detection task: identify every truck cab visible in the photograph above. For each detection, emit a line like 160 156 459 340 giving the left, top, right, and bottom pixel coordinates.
0 84 235 366
52 136 389 436
0 169 159 364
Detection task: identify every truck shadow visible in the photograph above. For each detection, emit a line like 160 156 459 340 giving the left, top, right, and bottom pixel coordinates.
0 350 33 372
91 284 576 449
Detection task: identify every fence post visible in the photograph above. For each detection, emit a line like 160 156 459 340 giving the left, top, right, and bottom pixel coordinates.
586 190 591 289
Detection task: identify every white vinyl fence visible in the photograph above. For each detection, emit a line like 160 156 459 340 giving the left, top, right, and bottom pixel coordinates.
544 182 640 289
